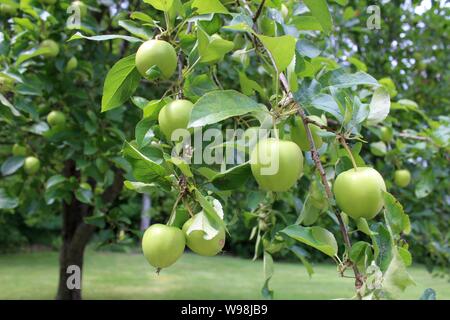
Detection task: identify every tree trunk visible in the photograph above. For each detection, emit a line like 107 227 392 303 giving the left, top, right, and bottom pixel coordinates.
55 160 123 300
55 160 95 300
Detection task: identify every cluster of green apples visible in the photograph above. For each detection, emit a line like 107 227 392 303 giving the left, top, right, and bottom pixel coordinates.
142 215 226 270
135 39 411 269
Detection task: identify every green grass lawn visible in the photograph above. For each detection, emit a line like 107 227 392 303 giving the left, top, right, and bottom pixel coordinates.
0 250 448 300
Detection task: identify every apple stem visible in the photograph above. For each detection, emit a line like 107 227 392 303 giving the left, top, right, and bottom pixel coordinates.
339 137 358 171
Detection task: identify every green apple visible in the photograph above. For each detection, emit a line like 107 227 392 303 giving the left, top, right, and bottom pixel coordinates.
333 167 386 220
291 115 325 151
12 144 27 157
39 40 60 58
142 224 185 269
71 1 87 16
24 156 41 175
47 111 66 127
394 169 411 187
158 99 193 140
250 138 304 192
135 40 177 79
182 215 226 256
380 126 393 142
65 56 78 73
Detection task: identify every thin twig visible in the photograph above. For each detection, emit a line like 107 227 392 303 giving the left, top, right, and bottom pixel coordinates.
253 0 266 23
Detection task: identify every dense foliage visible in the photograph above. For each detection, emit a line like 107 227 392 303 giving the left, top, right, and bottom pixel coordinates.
0 0 448 300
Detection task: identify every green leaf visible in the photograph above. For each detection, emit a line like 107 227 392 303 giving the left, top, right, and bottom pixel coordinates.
211 162 252 190
169 157 193 178
16 47 53 65
184 74 219 100
256 35 296 72
0 188 19 209
319 69 379 88
383 191 411 235
143 99 167 120
194 191 227 230
382 250 415 297
1 156 25 176
303 0 333 34
101 54 141 112
135 118 155 148
130 11 155 23
223 13 253 32
356 218 377 236
372 223 393 272
188 90 263 128
0 93 20 117
45 175 67 189
349 241 373 271
296 39 321 58
280 225 338 257
398 247 412 267
348 56 368 72
415 169 434 199
291 16 323 31
68 32 142 43
143 0 174 12
238 71 265 97
261 251 274 299
309 94 343 122
84 213 106 228
296 195 322 226
290 245 314 277
122 141 171 190
75 188 93 204
118 20 154 40
367 87 391 124
192 0 229 14
197 28 234 64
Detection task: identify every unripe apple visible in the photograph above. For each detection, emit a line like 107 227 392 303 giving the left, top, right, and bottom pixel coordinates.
142 224 185 269
24 156 41 175
394 169 411 187
39 40 60 58
333 167 386 220
380 126 393 142
158 99 193 141
135 40 177 79
47 111 66 127
291 115 325 151
65 56 78 73
12 144 27 157
182 215 226 256
250 138 304 192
